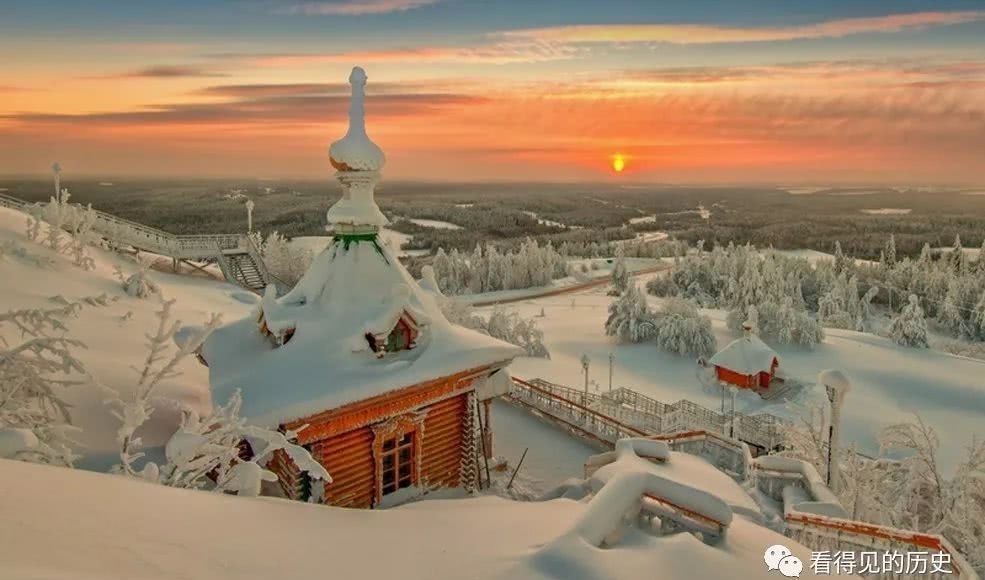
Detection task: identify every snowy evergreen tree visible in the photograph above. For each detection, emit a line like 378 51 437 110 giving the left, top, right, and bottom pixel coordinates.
610 245 629 295
884 234 897 267
890 294 929 348
652 298 716 357
605 283 653 343
260 231 313 286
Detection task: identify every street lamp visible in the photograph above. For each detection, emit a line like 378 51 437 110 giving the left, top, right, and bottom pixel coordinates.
581 354 591 396
608 352 615 392
52 162 61 198
245 199 255 233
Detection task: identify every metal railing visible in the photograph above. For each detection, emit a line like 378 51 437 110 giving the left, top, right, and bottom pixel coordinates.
524 379 786 451
0 192 286 292
752 460 978 579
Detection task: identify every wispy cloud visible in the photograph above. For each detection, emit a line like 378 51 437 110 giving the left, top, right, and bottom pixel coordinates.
90 65 228 80
276 0 439 16
502 10 985 45
219 40 576 66
4 83 482 127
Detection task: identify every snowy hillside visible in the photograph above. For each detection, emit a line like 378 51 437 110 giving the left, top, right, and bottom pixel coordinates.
491 281 985 473
0 453 822 580
0 205 254 467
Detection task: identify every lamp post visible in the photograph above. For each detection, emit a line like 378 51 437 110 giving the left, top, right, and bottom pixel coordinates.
52 162 61 198
819 369 851 494
581 354 590 397
245 198 255 233
608 352 615 392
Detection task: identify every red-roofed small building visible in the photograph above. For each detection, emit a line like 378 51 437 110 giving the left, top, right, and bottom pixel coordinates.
708 326 780 390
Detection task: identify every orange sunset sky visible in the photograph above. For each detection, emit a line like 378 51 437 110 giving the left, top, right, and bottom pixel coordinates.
1 0 984 184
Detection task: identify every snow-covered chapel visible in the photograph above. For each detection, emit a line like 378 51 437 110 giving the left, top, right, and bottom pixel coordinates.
200 67 521 508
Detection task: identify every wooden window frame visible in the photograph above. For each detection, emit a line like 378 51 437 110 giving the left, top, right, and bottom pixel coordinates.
371 413 426 505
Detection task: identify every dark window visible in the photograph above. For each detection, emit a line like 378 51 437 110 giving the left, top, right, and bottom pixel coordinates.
380 431 415 496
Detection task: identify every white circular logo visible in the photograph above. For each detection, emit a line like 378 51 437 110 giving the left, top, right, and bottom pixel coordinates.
764 544 791 571
778 555 804 578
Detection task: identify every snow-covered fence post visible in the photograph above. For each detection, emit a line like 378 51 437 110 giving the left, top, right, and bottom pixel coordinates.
819 369 851 494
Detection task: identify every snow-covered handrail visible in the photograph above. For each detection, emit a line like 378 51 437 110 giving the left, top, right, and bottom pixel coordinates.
752 456 978 579
509 377 649 446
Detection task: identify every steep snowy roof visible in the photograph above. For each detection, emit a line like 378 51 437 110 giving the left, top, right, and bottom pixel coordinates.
709 333 778 375
203 239 521 427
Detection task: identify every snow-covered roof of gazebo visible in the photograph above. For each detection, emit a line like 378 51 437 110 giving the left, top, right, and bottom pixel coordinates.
709 333 778 376
201 67 520 428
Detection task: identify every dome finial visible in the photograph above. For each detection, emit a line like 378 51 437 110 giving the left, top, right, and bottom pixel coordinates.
346 66 368 138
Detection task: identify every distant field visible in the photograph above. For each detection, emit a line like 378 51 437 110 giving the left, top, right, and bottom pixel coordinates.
3 177 985 259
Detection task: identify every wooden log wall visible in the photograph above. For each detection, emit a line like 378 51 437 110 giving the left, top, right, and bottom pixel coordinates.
420 393 467 489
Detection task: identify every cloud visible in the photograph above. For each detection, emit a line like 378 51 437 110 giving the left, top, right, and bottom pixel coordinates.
276 0 439 16
92 65 228 80
502 10 985 45
221 40 576 67
3 85 483 127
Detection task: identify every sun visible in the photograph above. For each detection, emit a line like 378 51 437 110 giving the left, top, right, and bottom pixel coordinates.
612 153 626 173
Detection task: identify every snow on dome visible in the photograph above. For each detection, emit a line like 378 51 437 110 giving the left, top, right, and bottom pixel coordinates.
708 333 778 376
328 66 385 173
326 66 389 230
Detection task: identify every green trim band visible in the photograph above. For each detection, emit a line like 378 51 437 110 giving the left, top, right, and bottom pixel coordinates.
332 233 389 263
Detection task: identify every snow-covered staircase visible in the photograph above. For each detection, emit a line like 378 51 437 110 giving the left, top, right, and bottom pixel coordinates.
219 251 267 292
0 192 286 294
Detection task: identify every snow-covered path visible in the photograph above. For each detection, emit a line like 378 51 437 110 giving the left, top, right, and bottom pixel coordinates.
490 399 601 491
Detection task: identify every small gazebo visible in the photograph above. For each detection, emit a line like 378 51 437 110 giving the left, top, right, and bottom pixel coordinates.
708 326 780 391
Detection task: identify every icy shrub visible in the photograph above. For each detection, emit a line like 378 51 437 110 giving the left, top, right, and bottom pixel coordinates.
644 274 678 297
259 231 313 287
0 302 87 466
114 265 160 298
440 300 549 358
106 300 329 496
889 294 929 348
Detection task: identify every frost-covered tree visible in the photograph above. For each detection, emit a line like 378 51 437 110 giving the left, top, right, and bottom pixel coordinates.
884 234 897 267
259 231 312 286
890 294 929 348
439 301 549 358
605 283 654 343
878 417 985 572
27 188 98 269
610 245 629 295
0 302 87 466
652 297 716 357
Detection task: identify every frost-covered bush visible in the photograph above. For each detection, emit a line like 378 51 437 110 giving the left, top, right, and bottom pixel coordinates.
439 300 550 358
605 283 654 343
652 298 716 357
106 300 329 497
28 188 98 270
644 274 677 297
114 265 160 298
0 303 87 466
890 295 929 348
259 231 313 287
